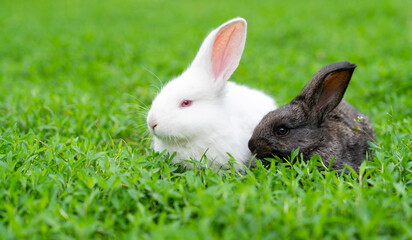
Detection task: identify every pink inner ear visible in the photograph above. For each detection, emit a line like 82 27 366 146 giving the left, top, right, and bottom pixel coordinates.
317 71 350 111
211 21 245 81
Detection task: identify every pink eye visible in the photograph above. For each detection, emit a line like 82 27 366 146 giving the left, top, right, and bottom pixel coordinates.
180 100 193 108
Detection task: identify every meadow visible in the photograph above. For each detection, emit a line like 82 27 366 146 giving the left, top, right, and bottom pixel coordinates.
0 0 411 239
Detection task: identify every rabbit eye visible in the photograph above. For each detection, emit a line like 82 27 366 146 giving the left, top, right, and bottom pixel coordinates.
275 127 289 136
180 100 193 108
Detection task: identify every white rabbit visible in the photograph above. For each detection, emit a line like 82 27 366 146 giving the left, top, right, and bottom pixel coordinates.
147 17 276 171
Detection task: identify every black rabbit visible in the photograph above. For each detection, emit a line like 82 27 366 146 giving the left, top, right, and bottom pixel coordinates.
248 61 375 170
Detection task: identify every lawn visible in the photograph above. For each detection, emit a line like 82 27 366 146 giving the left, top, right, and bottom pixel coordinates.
0 0 411 239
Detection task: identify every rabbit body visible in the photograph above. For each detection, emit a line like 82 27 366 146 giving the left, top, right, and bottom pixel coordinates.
147 18 276 170
248 61 375 170
314 100 374 169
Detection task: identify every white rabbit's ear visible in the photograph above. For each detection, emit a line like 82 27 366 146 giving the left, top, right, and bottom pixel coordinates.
191 18 247 84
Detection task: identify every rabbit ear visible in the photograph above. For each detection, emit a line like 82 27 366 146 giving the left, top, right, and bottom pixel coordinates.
191 18 246 85
298 61 357 120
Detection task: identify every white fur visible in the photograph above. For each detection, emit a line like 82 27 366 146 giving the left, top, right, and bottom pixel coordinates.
147 18 277 170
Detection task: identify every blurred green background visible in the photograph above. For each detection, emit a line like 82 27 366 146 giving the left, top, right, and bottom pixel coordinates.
0 0 411 238
2 0 411 129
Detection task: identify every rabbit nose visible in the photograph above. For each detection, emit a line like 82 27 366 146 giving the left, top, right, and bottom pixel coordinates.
149 122 158 130
248 139 257 153
148 118 158 130
249 138 271 158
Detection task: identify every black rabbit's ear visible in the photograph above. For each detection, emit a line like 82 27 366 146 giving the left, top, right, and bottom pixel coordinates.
298 61 357 120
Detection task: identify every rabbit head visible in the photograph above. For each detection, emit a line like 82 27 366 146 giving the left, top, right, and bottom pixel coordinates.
147 18 248 154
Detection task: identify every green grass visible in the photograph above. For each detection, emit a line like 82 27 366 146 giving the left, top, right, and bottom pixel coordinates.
1 0 411 239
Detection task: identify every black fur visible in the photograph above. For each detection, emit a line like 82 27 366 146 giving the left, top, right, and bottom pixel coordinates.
248 61 375 170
